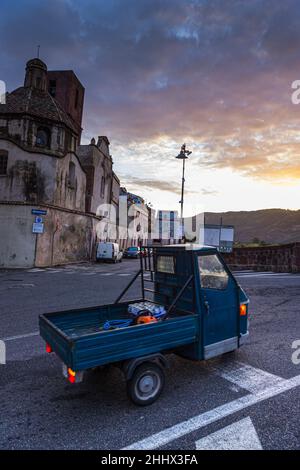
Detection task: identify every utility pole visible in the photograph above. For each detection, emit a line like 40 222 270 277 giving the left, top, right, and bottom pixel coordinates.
176 143 192 242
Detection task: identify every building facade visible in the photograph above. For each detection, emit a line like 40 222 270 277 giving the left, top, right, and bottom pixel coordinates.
77 137 120 243
119 187 149 249
0 58 98 267
0 56 148 267
156 210 180 243
77 136 114 214
0 58 86 210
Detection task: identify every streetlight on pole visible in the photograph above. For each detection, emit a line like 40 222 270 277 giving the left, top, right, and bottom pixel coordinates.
176 143 192 242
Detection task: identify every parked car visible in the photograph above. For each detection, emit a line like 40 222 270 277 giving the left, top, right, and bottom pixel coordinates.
123 246 140 259
140 247 151 257
96 242 123 263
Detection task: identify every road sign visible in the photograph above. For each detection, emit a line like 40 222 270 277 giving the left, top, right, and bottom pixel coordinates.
31 209 47 216
35 216 43 224
32 222 44 234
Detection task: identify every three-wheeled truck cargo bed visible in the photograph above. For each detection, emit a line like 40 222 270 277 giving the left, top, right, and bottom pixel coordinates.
39 301 199 371
39 244 249 405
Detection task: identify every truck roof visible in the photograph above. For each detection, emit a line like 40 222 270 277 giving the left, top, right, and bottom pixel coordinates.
146 244 217 252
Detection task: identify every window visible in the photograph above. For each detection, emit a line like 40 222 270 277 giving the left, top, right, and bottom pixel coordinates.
75 89 79 109
0 151 8 175
157 255 175 274
36 127 50 148
192 215 196 232
68 161 76 189
49 80 56 97
198 254 229 290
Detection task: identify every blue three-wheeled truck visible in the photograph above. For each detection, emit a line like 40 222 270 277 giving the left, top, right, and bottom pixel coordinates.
39 244 249 405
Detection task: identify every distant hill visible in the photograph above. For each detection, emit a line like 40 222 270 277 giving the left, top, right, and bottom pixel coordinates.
205 209 300 244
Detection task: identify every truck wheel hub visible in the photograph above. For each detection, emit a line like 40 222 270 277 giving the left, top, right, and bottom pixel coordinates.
137 373 159 397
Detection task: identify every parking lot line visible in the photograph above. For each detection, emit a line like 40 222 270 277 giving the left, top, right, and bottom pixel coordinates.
2 331 39 342
236 273 297 278
195 416 262 450
212 361 284 393
123 370 300 450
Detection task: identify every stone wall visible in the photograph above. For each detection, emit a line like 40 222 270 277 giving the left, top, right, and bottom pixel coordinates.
223 243 300 273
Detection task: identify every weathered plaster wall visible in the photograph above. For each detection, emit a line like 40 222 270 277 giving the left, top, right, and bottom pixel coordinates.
0 203 100 268
0 139 56 203
90 147 112 215
0 140 86 211
0 204 36 268
35 207 95 266
77 142 113 215
53 152 86 211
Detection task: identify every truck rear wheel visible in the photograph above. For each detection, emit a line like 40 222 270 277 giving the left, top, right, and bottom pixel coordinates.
127 362 165 406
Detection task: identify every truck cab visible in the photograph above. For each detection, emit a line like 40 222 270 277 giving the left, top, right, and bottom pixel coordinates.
153 244 249 360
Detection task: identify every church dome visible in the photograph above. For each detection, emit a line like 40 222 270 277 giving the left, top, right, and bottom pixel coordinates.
0 85 77 133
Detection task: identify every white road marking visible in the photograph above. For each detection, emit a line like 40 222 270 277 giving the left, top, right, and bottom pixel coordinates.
8 283 35 289
195 417 262 450
212 361 284 393
27 268 45 272
24 269 139 277
123 369 300 450
233 270 255 273
2 331 39 342
236 273 296 278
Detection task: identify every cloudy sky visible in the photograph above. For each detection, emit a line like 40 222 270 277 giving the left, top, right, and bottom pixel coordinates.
1 0 300 215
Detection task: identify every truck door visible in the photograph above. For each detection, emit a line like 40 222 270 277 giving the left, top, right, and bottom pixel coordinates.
197 253 239 359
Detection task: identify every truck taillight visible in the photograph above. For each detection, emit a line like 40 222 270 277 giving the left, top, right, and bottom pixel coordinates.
46 343 52 353
68 368 76 383
240 304 247 316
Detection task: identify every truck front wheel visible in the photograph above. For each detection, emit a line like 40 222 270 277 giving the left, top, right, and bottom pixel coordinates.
127 362 165 406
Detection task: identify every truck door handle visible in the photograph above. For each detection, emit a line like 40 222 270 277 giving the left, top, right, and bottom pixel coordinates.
204 301 210 315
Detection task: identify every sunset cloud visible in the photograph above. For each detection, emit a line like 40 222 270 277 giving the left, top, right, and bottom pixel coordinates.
1 0 300 210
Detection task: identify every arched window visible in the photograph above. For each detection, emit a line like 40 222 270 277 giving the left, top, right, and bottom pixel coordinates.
68 161 76 189
100 176 105 197
36 127 50 148
0 150 8 175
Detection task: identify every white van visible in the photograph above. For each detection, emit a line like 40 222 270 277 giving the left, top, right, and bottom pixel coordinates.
96 242 123 263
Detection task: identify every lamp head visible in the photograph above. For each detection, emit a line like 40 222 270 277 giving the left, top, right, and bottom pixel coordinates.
176 143 192 159
176 151 188 159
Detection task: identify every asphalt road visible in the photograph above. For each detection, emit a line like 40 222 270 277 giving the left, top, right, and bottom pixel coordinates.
0 260 299 450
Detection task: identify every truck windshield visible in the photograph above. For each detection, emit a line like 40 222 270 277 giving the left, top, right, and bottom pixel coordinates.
198 254 229 290
127 247 138 251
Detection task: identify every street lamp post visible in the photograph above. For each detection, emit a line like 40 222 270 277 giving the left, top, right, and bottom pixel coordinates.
176 143 192 242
